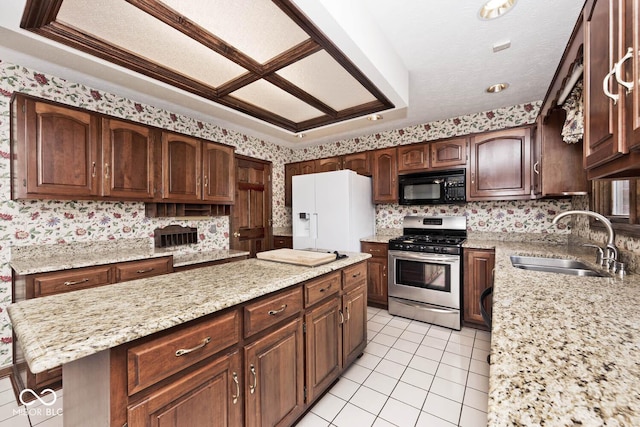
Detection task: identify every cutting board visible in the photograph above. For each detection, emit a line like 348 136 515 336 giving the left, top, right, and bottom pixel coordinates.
256 249 337 267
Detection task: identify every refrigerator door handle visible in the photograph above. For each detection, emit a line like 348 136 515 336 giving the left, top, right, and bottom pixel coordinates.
311 213 319 240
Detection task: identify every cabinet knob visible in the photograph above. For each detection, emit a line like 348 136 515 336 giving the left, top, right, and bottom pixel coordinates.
233 231 240 238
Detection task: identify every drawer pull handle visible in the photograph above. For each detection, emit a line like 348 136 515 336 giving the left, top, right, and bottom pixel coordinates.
319 284 332 293
136 268 155 274
339 310 345 324
268 304 287 316
249 364 257 394
175 337 211 357
232 372 239 404
351 272 362 278
64 278 89 286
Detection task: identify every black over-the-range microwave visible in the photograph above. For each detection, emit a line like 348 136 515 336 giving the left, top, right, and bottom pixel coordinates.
398 169 466 205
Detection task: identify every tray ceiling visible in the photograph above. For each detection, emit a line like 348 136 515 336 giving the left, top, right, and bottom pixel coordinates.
20 0 394 133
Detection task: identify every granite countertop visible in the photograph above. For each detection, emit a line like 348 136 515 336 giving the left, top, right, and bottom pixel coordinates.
7 253 370 374
360 229 403 244
465 238 640 426
10 239 250 275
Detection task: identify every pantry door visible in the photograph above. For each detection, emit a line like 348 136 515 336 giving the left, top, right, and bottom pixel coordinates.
231 156 272 257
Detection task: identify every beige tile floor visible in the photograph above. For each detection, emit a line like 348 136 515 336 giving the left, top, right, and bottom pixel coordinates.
0 307 490 427
296 307 490 427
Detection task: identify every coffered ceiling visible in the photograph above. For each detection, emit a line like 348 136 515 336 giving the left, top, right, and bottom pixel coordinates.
0 1 585 147
19 0 393 134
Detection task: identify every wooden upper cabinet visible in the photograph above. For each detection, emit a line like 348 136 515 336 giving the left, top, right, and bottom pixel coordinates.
284 160 315 206
161 132 202 201
584 0 624 169
372 148 398 203
397 143 429 173
12 95 100 199
316 156 342 172
202 142 235 203
468 127 532 200
343 151 371 175
431 138 467 168
101 118 154 199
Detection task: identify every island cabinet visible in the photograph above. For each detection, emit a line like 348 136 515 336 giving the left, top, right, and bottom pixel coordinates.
584 0 640 178
360 241 389 308
100 260 368 427
463 248 495 329
372 147 398 203
158 131 235 203
468 127 532 201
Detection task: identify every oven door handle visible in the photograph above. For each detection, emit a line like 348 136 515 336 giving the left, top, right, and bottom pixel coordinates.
390 251 459 264
393 298 459 314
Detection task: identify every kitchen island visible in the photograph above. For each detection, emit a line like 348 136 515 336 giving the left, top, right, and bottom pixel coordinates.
8 253 370 427
465 238 640 426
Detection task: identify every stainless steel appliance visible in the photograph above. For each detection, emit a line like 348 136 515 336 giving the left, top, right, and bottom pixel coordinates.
388 216 466 330
398 169 466 205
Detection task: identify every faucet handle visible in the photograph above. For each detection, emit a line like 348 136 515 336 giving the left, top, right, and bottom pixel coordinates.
582 243 604 266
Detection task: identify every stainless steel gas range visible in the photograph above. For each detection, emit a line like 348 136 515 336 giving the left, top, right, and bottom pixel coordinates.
387 216 466 330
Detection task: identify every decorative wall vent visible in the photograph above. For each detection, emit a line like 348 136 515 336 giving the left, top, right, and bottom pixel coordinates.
154 225 198 248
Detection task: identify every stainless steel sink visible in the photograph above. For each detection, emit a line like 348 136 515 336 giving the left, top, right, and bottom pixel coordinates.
510 255 608 277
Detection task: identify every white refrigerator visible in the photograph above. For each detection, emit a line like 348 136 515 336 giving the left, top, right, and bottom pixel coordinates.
292 170 375 252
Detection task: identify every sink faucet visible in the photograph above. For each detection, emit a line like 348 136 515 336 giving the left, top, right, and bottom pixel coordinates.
551 210 623 275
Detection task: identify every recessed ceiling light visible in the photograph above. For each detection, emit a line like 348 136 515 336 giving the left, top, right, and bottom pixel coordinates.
368 114 383 121
296 133 305 138
479 0 517 20
486 83 509 93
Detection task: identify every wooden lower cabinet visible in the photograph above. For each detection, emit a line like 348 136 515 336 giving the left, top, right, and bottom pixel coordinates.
463 249 495 328
104 261 368 427
305 297 342 403
273 235 293 249
342 283 367 367
127 350 243 427
245 317 305 427
360 242 388 308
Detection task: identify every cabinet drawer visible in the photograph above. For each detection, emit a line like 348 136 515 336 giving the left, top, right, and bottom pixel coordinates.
115 257 173 282
342 262 367 290
304 272 340 307
127 309 240 395
32 265 113 297
244 287 303 338
361 242 388 258
273 235 292 249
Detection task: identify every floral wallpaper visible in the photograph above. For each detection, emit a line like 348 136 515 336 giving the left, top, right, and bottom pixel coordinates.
0 58 632 368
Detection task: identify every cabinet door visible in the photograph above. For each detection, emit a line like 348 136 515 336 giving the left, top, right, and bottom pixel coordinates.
102 118 154 199
463 249 495 327
468 127 531 200
431 138 467 169
203 142 235 203
162 132 201 201
127 350 243 427
316 156 342 172
343 152 371 175
284 160 315 207
342 284 367 367
584 0 625 168
361 242 388 308
372 148 398 203
397 143 429 173
305 297 342 403
244 318 304 427
14 97 100 198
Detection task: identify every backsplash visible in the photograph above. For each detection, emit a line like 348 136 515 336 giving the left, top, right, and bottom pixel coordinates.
375 199 573 234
